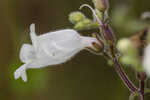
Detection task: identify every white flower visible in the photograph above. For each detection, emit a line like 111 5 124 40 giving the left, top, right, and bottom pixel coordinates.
143 44 150 76
14 23 100 82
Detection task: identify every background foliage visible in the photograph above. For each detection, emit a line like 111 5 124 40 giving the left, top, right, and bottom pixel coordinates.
1 0 150 100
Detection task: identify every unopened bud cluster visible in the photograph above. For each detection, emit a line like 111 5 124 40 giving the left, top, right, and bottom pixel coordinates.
69 11 99 30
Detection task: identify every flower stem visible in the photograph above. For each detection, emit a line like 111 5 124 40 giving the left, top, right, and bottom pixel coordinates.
113 58 138 93
139 80 145 100
137 72 146 100
140 95 144 100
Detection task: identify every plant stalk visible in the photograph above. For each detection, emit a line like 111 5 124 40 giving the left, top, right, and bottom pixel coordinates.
113 58 138 93
139 80 144 100
138 72 146 100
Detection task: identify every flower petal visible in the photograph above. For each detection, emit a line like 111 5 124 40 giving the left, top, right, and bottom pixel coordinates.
14 64 28 82
38 29 82 49
20 44 35 63
143 44 150 76
30 23 38 50
37 29 84 57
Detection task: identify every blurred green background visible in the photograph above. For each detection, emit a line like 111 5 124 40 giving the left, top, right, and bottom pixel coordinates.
1 0 150 100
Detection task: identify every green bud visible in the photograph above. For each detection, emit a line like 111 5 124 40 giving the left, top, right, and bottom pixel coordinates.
74 18 99 30
69 11 85 24
74 19 92 30
95 9 103 20
92 0 109 12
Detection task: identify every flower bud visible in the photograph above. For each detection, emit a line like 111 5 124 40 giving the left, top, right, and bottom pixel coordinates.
69 11 85 24
95 9 103 20
103 25 115 45
74 19 92 30
92 0 109 12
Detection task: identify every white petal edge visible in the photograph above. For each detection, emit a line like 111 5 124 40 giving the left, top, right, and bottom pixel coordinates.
20 44 35 63
30 23 35 33
14 64 28 82
30 23 38 50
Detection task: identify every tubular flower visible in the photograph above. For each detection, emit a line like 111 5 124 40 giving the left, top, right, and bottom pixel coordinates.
14 23 102 82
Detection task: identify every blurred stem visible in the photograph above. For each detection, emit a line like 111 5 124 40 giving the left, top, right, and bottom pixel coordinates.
140 95 144 100
112 58 138 93
140 80 145 96
139 80 144 100
137 72 146 100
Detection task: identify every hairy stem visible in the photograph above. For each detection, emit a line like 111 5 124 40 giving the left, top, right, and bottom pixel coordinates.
113 58 138 93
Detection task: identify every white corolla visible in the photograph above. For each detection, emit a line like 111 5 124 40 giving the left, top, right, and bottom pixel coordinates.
143 44 150 76
14 24 101 82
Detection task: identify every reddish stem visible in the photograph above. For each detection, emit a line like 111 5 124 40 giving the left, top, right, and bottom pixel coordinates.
113 58 138 93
